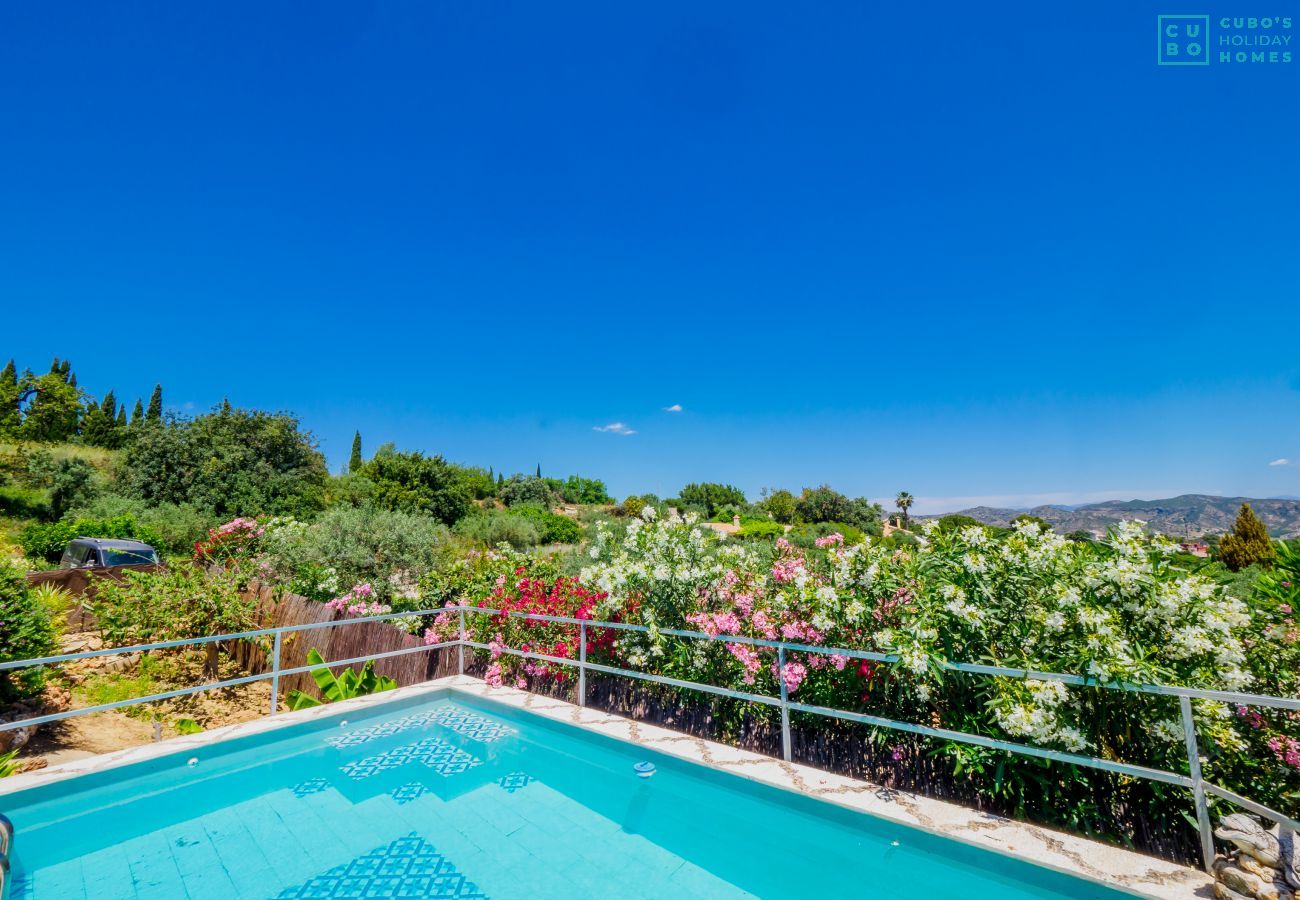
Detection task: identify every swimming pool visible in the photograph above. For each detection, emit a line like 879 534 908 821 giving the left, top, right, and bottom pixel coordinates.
1 687 1139 899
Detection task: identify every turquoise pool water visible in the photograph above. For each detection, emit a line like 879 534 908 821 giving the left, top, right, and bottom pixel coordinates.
2 690 1134 899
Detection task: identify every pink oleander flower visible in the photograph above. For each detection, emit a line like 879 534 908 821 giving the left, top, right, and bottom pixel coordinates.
734 593 754 616
1266 735 1300 770
488 632 506 659
686 611 742 637
484 662 504 687
815 532 845 548
830 653 848 671
726 642 762 684
773 660 807 693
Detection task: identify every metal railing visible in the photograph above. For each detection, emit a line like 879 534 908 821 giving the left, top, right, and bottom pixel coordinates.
2 603 1298 873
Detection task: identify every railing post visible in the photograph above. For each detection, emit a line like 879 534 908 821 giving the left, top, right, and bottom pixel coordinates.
457 608 466 676
777 645 792 762
579 621 588 708
268 630 282 717
1180 695 1215 872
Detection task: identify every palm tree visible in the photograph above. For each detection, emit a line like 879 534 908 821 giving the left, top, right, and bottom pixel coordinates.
895 491 914 529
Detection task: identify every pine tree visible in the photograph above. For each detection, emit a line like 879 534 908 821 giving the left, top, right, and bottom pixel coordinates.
0 359 20 436
115 404 127 428
145 384 163 422
131 398 144 425
80 395 113 446
349 431 363 473
1218 503 1276 572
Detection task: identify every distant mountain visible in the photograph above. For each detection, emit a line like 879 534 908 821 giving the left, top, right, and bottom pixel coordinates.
927 494 1300 539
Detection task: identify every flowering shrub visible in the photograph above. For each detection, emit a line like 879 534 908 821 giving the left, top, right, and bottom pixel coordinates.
426 560 609 691
324 583 392 618
193 517 265 561
563 509 1298 848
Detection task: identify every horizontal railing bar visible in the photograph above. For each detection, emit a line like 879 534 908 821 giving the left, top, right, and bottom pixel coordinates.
785 699 1194 787
0 607 458 672
0 640 458 733
1203 783 1300 833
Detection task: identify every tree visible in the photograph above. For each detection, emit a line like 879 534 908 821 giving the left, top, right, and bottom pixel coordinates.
500 474 558 509
17 365 84 442
759 488 798 524
678 482 747 518
115 404 127 430
130 398 144 426
1218 503 1276 572
27 455 99 520
936 514 983 533
561 475 612 505
349 431 363 473
119 406 329 518
0 360 20 436
895 491 914 528
145 384 163 423
359 448 472 525
81 390 121 448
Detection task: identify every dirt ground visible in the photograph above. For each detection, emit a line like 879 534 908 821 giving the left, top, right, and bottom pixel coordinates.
11 633 276 771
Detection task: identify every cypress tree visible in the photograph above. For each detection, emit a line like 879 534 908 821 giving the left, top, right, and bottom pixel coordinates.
1219 504 1276 571
535 463 542 478
0 359 20 435
349 431 363 473
115 404 127 428
146 384 163 422
131 398 144 425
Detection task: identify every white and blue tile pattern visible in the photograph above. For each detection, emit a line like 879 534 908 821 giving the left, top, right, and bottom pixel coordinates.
340 736 481 781
275 832 487 899
326 705 517 749
496 772 534 794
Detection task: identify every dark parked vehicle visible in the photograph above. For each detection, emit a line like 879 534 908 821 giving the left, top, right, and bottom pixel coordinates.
59 537 160 569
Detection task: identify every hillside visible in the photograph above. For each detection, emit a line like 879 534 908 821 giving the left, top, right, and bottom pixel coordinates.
931 494 1300 539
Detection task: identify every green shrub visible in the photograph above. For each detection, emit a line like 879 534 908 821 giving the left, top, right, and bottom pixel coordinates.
499 475 558 509
0 563 58 700
738 520 785 541
357 447 472 524
87 564 255 671
19 514 165 564
786 521 866 548
510 504 584 544
452 510 541 549
260 505 453 603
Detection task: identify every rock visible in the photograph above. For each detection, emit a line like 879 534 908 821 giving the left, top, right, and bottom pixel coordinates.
1216 882 1253 900
1242 853 1276 880
1281 829 1300 890
1219 814 1283 868
1216 859 1266 898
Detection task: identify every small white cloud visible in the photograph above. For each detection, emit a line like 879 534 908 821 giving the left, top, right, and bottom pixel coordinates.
663 403 683 413
1270 458 1292 467
594 422 636 436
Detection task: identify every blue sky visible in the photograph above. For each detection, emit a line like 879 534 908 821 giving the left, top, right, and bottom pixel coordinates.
2 2 1298 512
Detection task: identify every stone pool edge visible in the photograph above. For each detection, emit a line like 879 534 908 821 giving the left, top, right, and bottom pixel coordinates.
0 674 1212 899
